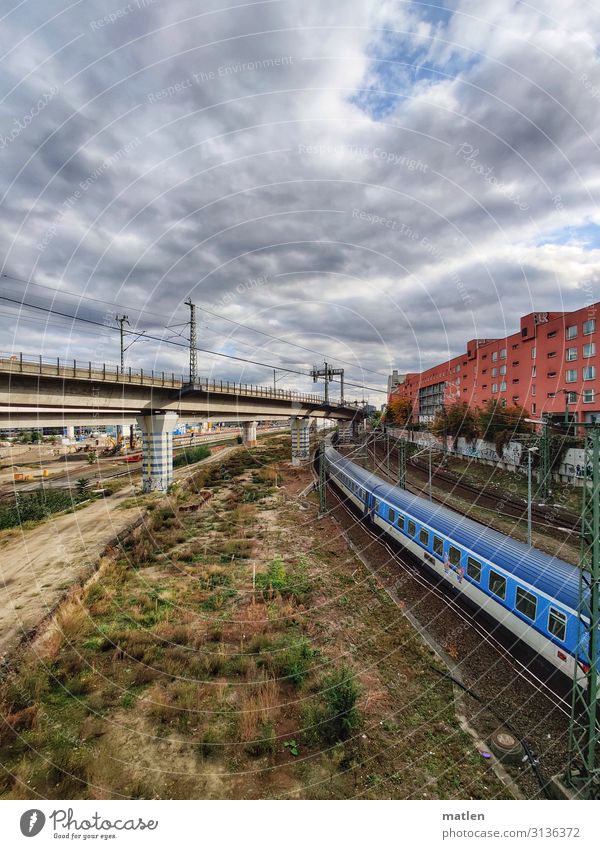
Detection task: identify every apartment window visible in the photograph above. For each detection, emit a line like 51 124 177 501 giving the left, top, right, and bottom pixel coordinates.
548 371 557 378
500 381 507 391
531 346 537 359
522 326 528 337
488 570 507 600
492 383 498 393
566 391 577 404
501 398 507 407
566 347 577 361
548 392 556 398
512 343 519 350
492 351 498 362
566 325 577 340
512 360 520 367
512 378 519 384
500 348 507 359
499 364 506 375
492 367 498 377
482 368 487 374
547 351 557 358
466 557 481 582
455 364 461 373
548 607 567 642
532 403 536 413
547 330 557 339
516 587 537 621
584 389 596 403
584 319 596 335
584 342 596 358
584 366 596 380
566 369 577 383
532 366 536 377
532 385 536 395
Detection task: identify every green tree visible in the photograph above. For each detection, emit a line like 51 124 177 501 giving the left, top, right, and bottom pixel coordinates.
432 401 478 446
387 396 414 427
478 400 531 456
76 478 88 496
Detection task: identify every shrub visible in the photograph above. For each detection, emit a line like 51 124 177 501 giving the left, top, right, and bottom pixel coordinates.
245 720 276 757
304 666 360 745
173 445 210 469
256 556 311 603
258 637 313 686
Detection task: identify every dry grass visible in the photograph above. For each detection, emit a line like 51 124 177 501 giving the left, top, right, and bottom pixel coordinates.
238 673 280 741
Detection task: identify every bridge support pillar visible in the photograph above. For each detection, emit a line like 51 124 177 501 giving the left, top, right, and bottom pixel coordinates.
242 420 257 447
136 411 178 492
338 420 353 444
290 416 310 466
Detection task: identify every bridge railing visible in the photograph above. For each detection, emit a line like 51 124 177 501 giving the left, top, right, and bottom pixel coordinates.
0 351 355 409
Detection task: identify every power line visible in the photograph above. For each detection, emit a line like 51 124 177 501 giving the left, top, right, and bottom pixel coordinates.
0 272 387 380
0 293 387 395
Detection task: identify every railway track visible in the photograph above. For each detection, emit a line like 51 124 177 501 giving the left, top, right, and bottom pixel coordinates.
311 444 576 798
347 438 581 537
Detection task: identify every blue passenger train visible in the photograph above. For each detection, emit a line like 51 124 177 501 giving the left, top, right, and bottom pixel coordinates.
325 444 591 683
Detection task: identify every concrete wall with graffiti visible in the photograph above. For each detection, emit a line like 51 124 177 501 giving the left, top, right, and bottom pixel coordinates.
387 428 586 486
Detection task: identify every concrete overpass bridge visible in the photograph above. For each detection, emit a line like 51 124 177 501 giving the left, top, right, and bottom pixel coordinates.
0 352 361 490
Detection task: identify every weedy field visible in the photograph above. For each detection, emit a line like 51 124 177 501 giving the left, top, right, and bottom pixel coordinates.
0 435 507 799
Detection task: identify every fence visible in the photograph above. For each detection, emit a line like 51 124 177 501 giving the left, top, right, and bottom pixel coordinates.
0 351 355 409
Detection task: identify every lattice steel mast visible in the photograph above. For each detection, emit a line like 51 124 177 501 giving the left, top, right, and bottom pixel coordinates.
565 423 600 799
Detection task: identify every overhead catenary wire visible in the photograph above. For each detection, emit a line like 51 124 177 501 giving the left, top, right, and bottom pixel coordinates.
0 272 387 380
0 293 387 396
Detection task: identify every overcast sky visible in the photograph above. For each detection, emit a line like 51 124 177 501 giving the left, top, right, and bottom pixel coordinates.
1 0 599 401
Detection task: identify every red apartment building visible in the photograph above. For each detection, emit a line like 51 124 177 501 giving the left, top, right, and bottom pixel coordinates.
390 303 600 427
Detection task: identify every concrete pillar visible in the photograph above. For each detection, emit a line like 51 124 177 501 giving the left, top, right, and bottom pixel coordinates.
136 412 178 492
338 420 353 444
116 424 123 445
242 420 257 447
65 425 75 439
290 416 310 466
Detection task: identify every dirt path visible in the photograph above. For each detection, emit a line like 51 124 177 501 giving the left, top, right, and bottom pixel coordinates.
0 486 143 661
0 445 240 662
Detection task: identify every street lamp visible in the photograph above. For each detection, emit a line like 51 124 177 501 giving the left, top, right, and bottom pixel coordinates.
526 445 538 547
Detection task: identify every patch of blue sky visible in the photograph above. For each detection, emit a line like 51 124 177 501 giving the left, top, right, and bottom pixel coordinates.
535 222 600 248
351 9 479 119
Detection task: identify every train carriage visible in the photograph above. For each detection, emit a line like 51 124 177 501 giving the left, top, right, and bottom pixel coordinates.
325 445 589 684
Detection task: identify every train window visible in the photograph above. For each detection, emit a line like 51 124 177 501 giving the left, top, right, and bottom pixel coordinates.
466 557 481 582
419 529 429 546
448 546 461 566
374 499 380 512
397 514 405 529
548 607 567 641
516 587 537 621
407 520 416 537
433 536 443 556
388 507 396 524
488 570 507 600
